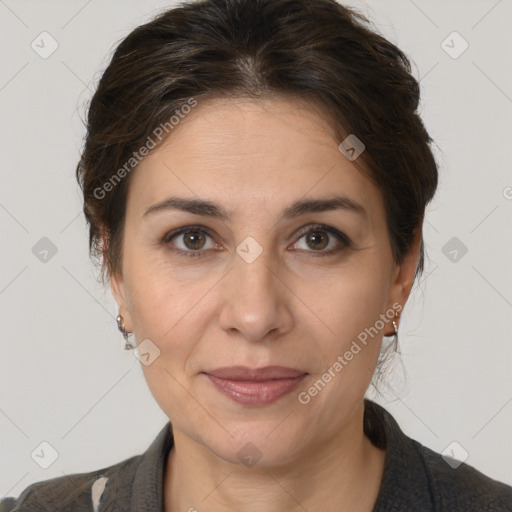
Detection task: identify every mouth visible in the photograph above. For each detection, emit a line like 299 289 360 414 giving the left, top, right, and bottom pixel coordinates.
202 365 308 406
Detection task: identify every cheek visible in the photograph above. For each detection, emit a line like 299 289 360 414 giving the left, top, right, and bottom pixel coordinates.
129 275 207 353
295 273 388 423
123 241 211 336
311 264 389 340
304 263 390 393
126 270 211 423
124 260 220 396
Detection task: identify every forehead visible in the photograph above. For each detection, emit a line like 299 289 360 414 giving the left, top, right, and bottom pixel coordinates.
126 96 383 223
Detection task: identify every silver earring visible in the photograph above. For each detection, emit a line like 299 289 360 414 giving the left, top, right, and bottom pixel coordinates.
392 315 400 353
116 314 135 350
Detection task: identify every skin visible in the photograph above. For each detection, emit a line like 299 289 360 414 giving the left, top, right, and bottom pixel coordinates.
110 95 421 511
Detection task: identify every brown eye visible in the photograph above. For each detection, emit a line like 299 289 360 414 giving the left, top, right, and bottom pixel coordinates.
291 224 351 255
305 230 329 251
182 230 207 250
163 226 216 256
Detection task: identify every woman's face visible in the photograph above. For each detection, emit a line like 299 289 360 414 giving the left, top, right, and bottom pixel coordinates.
111 96 419 466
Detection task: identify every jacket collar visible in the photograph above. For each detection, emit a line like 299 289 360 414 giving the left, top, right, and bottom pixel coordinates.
100 421 174 511
100 400 433 511
365 399 434 511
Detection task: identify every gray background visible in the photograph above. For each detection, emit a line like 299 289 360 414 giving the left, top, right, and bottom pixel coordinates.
1 0 511 498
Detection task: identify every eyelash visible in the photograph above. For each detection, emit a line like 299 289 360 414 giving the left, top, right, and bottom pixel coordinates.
162 224 351 259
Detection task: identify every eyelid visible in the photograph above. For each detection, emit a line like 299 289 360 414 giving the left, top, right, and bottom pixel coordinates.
292 223 351 246
162 224 219 257
162 224 214 244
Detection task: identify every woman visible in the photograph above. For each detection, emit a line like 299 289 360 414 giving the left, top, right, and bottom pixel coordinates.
2 0 510 510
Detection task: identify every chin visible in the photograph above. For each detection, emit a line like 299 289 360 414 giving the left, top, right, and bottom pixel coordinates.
203 420 307 469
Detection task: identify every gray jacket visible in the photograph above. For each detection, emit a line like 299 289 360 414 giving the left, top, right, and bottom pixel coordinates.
1 400 511 511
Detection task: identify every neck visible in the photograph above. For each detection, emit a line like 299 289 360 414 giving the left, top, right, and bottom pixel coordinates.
164 401 385 512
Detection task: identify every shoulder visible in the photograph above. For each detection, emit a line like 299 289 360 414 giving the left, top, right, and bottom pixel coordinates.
0 421 173 512
365 399 512 511
413 439 512 511
0 455 140 512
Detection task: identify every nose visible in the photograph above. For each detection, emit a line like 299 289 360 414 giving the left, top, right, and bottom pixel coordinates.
218 246 294 343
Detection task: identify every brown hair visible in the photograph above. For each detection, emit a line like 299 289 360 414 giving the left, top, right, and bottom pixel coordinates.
76 0 438 285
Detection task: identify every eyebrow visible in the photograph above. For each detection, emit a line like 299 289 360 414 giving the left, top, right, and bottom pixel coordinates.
143 195 367 221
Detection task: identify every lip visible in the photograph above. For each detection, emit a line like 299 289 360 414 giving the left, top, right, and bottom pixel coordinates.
203 366 308 406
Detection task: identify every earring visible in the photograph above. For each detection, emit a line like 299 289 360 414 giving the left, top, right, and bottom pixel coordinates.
116 314 135 350
392 313 400 353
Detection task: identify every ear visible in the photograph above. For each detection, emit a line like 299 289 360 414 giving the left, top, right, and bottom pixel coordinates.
102 229 133 332
110 267 135 333
384 226 422 335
